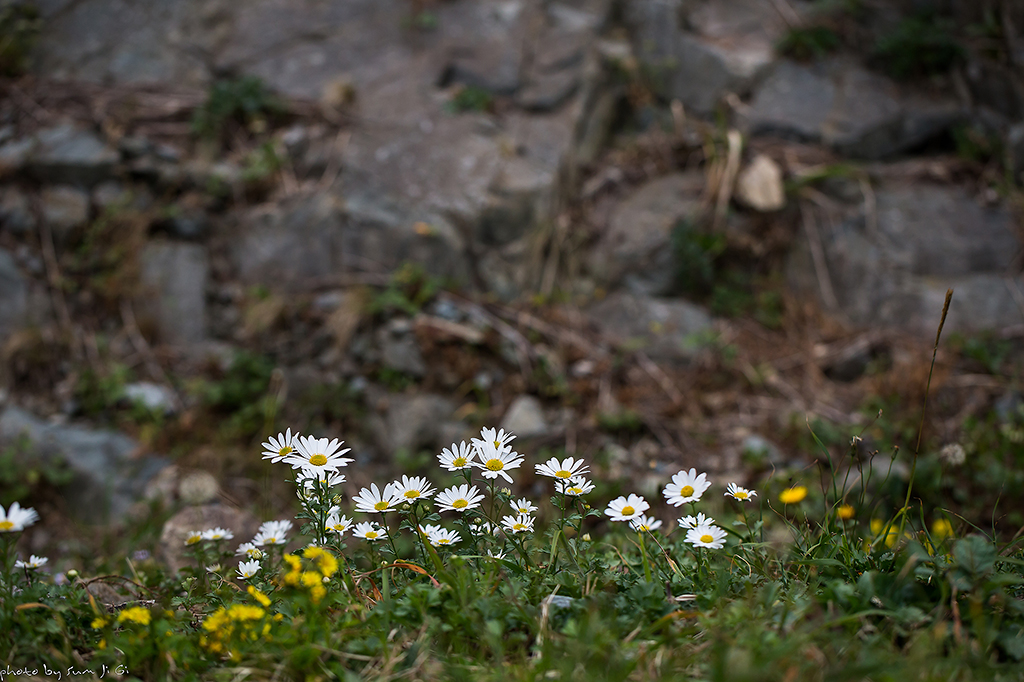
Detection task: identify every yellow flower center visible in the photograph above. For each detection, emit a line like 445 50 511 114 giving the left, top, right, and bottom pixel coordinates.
638 525 650 532
404 490 420 499
621 506 635 516
680 485 695 497
486 459 504 471
555 469 572 478
452 457 467 467
701 534 713 543
278 446 292 457
513 523 526 531
493 440 500 448
366 531 378 539
186 535 201 545
374 501 389 511
735 491 748 500
308 454 328 466
453 499 468 509
436 539 450 545
568 487 582 495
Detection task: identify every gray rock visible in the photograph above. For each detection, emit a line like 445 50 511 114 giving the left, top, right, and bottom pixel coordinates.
378 326 427 378
0 248 28 345
500 395 548 438
0 187 35 235
516 69 580 111
159 504 261 574
1009 123 1024 184
91 181 133 211
624 0 778 114
0 405 169 524
787 182 1024 335
26 124 119 186
0 137 35 178
123 382 178 415
40 185 90 239
385 393 456 454
745 60 962 159
584 292 713 362
139 241 208 346
590 172 704 296
735 154 785 212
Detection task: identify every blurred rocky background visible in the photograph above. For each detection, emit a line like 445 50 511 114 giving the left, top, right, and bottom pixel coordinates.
0 0 1022 570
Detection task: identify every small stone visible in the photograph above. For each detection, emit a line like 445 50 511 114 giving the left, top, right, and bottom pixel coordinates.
123 382 178 414
0 186 35 235
139 241 209 346
40 185 90 238
27 123 119 186
735 155 785 212
177 470 220 506
0 248 28 344
384 393 456 454
500 395 548 438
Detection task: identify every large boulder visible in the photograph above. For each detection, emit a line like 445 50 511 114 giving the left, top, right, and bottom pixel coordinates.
788 181 1024 336
0 406 169 524
140 241 209 346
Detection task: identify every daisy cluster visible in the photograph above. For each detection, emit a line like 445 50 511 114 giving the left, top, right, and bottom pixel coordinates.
601 468 758 551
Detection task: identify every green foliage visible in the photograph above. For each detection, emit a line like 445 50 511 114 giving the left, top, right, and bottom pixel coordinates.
447 85 494 113
0 436 73 507
671 223 784 328
0 1 40 77
191 76 284 142
777 25 840 61
596 409 644 435
240 140 282 184
369 262 442 317
74 363 132 417
872 14 964 80
951 123 1003 165
198 351 277 440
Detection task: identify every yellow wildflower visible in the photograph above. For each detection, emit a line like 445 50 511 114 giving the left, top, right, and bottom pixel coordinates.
116 606 152 626
778 486 807 504
91 616 109 629
247 585 271 607
931 518 954 541
283 554 302 572
837 504 855 520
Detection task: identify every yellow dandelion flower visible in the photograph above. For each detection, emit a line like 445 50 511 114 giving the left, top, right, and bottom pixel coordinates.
247 585 271 607
778 486 807 504
283 554 302 571
116 607 152 626
837 504 855 520
91 616 109 629
931 518 953 541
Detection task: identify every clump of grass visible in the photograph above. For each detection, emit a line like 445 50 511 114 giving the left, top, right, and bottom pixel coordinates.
872 14 964 80
192 75 285 144
777 25 840 61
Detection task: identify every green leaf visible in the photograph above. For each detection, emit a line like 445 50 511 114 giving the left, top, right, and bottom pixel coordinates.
953 535 996 576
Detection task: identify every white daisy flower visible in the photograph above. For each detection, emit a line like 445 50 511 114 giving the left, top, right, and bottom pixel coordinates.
391 475 436 502
685 524 727 549
438 441 476 471
353 483 402 514
473 427 516 453
725 483 757 502
556 476 595 496
678 512 714 530
501 514 535 534
471 519 498 536
236 560 261 579
511 498 538 515
486 549 506 560
261 428 299 463
604 494 649 522
283 435 353 476
326 509 353 535
352 522 387 541
535 456 589 480
206 564 222 574
299 470 347 493
425 526 461 547
201 527 234 541
629 515 663 533
235 542 264 560
184 531 204 546
472 444 524 483
15 555 48 569
663 468 712 506
435 484 485 512
253 519 293 546
0 502 39 533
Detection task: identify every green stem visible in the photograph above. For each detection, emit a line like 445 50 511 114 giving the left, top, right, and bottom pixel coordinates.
638 532 653 583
